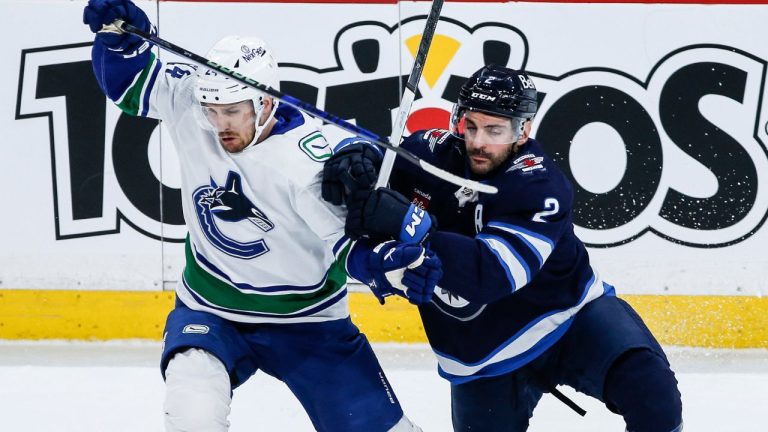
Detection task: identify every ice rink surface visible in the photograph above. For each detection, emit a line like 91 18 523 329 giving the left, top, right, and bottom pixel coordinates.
0 341 766 431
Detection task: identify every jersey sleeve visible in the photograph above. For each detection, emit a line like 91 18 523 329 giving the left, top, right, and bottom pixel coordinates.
388 129 457 194
430 177 572 304
292 174 356 265
91 39 196 120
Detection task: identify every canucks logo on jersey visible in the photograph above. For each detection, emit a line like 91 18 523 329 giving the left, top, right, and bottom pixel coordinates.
193 171 273 259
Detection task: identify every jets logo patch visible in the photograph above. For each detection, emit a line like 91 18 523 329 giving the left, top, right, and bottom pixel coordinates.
432 287 487 321
507 154 545 174
422 129 451 153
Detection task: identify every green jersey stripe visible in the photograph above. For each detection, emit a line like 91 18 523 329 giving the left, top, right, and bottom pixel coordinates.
183 239 350 315
116 52 157 116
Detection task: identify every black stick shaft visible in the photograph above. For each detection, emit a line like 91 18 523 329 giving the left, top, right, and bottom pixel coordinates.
116 20 497 194
377 0 445 188
550 387 587 417
405 0 444 93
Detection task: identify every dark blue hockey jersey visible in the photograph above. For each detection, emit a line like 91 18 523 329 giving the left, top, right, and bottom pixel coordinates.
389 129 615 384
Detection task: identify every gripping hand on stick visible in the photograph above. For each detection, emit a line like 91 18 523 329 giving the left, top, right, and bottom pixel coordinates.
83 0 152 52
346 187 436 245
322 138 384 206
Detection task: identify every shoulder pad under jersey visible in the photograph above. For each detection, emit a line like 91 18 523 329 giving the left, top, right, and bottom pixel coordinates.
404 129 461 155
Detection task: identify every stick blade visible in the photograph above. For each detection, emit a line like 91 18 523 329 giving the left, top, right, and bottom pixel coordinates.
419 162 498 194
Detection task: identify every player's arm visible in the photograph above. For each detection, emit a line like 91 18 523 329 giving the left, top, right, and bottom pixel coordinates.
345 239 443 306
430 193 568 304
321 131 432 206
322 135 437 244
341 181 569 303
321 137 385 206
84 1 155 109
295 179 441 306
83 0 191 119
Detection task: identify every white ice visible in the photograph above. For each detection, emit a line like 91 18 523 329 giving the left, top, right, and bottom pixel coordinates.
0 342 766 431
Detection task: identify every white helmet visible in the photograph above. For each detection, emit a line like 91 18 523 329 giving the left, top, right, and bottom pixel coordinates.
194 35 280 151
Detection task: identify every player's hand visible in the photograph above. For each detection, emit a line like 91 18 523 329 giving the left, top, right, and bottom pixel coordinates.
367 241 443 305
83 0 152 52
346 187 436 244
321 138 383 206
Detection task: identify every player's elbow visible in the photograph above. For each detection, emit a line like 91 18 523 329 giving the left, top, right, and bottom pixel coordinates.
447 282 513 304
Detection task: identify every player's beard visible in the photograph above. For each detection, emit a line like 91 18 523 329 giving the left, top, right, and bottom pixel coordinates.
467 144 516 175
218 131 251 153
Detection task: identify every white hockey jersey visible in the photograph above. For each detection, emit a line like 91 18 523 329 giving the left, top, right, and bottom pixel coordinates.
107 53 352 323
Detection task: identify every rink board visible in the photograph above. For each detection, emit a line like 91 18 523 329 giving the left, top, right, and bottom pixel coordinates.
1 0 767 347
0 290 766 348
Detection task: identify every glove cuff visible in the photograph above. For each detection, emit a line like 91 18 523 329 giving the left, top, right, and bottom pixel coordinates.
398 204 434 244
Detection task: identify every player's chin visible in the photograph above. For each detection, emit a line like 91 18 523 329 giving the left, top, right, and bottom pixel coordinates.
219 137 245 153
469 160 493 175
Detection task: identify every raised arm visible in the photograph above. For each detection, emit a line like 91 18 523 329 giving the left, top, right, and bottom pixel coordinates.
84 1 156 108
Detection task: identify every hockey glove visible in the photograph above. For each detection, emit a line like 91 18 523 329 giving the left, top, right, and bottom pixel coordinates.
346 188 436 244
322 138 384 206
83 0 153 52
367 241 443 305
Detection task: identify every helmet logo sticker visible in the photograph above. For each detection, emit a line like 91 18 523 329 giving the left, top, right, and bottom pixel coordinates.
241 45 266 63
518 74 536 89
471 92 496 101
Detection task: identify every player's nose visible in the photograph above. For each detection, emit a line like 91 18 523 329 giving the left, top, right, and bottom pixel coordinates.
213 117 231 131
467 135 489 150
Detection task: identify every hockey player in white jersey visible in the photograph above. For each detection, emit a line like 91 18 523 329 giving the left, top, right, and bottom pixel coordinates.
83 1 442 431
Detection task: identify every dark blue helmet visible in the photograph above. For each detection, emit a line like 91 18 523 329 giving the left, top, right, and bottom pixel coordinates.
457 64 537 120
450 65 538 141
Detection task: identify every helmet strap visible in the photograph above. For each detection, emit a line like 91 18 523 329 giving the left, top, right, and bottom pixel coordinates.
242 97 279 151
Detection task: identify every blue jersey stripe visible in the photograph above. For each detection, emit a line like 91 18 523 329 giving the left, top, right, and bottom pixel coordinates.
477 233 531 291
140 59 162 117
433 271 607 382
438 318 575 385
192 243 328 294
486 221 555 268
332 236 351 257
180 276 348 318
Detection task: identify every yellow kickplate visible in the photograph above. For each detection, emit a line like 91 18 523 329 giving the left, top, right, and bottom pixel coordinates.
623 295 768 349
0 290 175 340
0 290 766 348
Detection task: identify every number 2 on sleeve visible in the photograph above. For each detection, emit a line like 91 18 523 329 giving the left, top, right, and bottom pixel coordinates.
532 198 559 223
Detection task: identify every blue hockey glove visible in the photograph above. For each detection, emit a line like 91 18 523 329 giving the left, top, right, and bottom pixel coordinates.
367 241 443 305
322 138 384 206
83 0 152 52
346 187 436 244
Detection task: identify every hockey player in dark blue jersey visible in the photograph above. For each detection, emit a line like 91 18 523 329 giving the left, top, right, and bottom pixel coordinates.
322 65 683 432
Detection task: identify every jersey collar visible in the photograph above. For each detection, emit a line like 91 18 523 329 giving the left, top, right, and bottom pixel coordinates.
268 104 306 137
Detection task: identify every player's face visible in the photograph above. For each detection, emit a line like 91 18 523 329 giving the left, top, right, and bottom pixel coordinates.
463 111 530 175
201 100 257 153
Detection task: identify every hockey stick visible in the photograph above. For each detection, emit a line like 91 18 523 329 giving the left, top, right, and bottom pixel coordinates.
375 0 444 189
550 387 587 417
102 20 497 195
